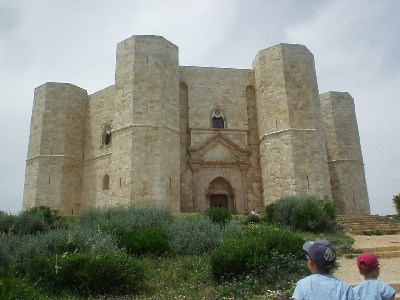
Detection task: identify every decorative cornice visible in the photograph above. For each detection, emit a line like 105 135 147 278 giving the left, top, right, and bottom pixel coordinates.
26 154 83 162
328 159 364 165
260 128 316 143
188 160 250 170
113 123 180 134
188 132 250 159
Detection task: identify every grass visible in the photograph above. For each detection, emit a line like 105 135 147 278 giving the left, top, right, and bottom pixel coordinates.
0 208 356 300
97 230 354 300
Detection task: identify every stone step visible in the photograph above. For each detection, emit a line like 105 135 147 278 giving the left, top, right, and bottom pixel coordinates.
349 227 400 231
337 220 400 224
374 251 400 258
350 229 399 235
336 214 400 235
348 224 399 228
337 216 400 223
357 246 400 252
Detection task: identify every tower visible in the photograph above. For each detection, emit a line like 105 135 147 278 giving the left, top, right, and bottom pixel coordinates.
111 35 180 210
23 83 88 214
320 92 370 214
253 44 331 204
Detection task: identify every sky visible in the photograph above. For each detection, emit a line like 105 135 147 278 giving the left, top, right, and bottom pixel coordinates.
0 0 399 215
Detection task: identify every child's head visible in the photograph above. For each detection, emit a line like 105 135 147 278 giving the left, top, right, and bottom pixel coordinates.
303 240 336 274
357 253 380 278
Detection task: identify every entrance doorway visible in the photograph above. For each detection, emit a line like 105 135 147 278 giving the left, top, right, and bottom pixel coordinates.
210 194 228 209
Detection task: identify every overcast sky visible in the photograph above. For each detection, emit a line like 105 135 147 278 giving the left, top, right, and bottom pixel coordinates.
0 0 399 215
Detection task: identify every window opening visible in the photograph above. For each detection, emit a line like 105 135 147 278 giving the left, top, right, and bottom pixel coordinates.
102 124 112 146
212 109 225 129
103 175 110 191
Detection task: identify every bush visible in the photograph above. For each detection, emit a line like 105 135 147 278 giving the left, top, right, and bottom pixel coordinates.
204 207 232 225
47 227 119 255
244 214 261 225
0 227 119 269
1 206 63 236
26 251 144 296
264 195 336 233
110 226 172 257
0 267 47 300
25 206 61 226
210 225 307 284
0 211 16 234
393 194 400 215
13 211 49 235
77 205 174 231
169 215 241 255
264 203 275 224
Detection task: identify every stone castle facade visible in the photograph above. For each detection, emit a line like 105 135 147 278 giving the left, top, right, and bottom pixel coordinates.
23 35 370 215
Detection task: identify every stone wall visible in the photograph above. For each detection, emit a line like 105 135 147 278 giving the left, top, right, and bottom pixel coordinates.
112 35 180 211
81 85 114 209
23 35 370 216
23 83 88 214
253 44 331 204
320 92 370 214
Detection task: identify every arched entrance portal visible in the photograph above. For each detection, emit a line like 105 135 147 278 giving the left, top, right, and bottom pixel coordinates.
210 194 228 208
207 177 235 213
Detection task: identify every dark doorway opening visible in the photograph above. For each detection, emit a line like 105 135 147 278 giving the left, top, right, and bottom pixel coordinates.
210 194 228 209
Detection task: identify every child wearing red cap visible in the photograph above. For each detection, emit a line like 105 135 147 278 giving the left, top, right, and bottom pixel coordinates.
354 253 396 300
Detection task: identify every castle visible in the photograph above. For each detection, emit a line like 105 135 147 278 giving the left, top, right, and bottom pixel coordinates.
23 35 370 215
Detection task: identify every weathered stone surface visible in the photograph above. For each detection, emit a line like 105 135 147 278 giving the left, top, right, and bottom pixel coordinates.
23 35 370 215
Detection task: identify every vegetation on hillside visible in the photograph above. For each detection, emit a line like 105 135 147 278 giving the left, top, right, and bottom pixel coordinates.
0 199 352 299
393 193 400 217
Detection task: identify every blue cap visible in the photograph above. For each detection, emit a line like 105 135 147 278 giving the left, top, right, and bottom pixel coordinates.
303 240 336 270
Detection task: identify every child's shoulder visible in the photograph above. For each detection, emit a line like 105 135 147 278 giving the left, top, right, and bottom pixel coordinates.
354 278 396 298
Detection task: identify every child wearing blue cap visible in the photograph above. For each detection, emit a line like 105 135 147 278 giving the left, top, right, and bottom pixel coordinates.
292 239 359 300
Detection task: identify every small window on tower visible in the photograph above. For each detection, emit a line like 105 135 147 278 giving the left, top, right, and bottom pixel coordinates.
211 109 225 129
102 124 112 146
103 175 110 191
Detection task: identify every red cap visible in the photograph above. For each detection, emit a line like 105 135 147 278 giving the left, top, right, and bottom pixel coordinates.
357 253 379 270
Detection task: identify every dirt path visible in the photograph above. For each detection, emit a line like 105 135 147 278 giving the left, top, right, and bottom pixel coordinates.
334 234 400 285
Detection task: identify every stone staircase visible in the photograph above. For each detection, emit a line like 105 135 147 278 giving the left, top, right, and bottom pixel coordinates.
337 214 400 235
337 215 400 298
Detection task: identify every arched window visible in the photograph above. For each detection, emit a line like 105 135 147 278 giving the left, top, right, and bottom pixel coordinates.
211 109 225 129
103 175 110 191
102 124 112 146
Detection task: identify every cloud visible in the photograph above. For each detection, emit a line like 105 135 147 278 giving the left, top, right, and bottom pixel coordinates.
283 0 400 214
0 0 398 215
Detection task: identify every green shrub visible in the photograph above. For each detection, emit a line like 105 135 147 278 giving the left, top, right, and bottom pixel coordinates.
0 228 118 269
393 194 400 215
77 205 174 231
0 267 47 300
26 251 144 296
244 214 261 225
265 196 298 226
264 203 275 224
13 211 49 236
110 226 172 257
264 195 336 233
0 211 17 235
1 206 64 236
210 225 307 284
48 227 119 254
26 206 61 226
204 207 232 225
169 215 241 255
